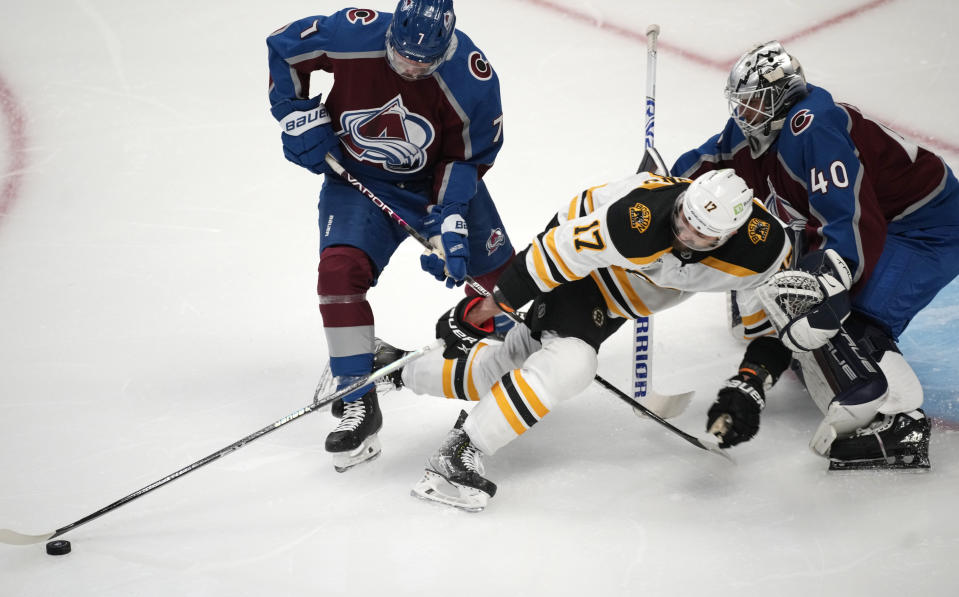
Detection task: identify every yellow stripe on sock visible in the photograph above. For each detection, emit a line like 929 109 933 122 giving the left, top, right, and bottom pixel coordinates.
466 343 488 401
442 358 455 399
492 382 526 436
513 370 549 418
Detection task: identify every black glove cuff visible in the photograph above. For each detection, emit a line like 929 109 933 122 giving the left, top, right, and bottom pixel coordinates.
490 248 538 312
721 377 766 410
741 336 792 388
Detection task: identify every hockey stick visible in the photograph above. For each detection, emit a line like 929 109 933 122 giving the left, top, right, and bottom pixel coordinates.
595 375 732 461
0 339 443 546
635 24 669 178
631 24 695 420
324 154 710 453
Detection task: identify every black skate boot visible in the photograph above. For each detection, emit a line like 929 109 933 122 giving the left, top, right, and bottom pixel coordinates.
372 337 408 391
411 411 496 512
828 409 931 471
328 339 407 418
325 388 383 472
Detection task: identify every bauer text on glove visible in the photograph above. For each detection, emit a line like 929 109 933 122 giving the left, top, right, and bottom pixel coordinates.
272 95 343 176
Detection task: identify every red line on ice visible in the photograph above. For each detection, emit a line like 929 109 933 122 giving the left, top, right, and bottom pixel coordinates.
521 0 959 156
0 71 27 221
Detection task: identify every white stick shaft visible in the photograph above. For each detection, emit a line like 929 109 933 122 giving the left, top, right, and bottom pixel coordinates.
644 24 660 149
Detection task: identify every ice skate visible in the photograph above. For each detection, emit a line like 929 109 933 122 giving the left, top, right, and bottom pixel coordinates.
828 409 931 471
325 388 383 472
372 337 408 392
411 411 496 512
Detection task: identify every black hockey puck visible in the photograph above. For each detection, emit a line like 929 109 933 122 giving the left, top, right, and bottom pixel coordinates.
45 540 71 556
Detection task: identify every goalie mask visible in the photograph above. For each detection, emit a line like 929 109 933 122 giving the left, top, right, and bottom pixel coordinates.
725 41 808 157
386 0 457 80
672 169 754 251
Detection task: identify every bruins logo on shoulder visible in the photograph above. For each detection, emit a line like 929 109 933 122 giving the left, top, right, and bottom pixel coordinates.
592 307 605 327
747 218 770 244
628 203 652 233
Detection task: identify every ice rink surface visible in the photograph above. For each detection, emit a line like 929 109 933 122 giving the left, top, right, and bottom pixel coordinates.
1 1 957 595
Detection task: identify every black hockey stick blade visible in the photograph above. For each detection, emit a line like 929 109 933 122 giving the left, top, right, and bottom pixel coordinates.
594 375 733 462
636 146 670 176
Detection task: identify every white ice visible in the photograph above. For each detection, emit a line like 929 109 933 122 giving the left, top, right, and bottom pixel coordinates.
1 1 958 596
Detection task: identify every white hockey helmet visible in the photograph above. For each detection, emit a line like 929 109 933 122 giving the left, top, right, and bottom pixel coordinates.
672 169 754 251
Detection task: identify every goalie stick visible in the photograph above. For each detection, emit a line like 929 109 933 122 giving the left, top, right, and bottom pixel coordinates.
0 339 443 546
324 154 711 453
631 24 695 420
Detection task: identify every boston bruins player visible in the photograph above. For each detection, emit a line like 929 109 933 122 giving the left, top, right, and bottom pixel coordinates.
378 169 790 511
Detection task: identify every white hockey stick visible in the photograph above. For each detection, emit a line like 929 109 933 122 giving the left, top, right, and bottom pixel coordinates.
632 24 694 420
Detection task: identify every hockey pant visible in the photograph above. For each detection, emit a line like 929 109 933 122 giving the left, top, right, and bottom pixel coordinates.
402 324 597 456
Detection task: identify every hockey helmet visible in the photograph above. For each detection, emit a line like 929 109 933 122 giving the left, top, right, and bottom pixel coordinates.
725 41 808 157
672 169 754 251
386 0 457 80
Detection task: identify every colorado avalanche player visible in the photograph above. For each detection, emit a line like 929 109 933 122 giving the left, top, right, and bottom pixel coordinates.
266 0 514 472
674 41 959 470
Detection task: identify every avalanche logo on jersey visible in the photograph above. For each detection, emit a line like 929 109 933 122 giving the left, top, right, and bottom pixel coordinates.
790 109 814 135
469 52 493 81
763 179 807 229
345 9 378 24
628 202 652 233
340 95 435 173
486 227 505 255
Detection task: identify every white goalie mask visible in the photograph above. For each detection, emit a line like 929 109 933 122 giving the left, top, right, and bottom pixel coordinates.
725 41 808 157
672 169 754 251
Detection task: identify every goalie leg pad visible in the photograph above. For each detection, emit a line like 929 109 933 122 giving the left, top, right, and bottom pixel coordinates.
796 329 889 455
876 351 924 415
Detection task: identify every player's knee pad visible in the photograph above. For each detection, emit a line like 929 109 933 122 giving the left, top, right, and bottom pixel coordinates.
317 246 375 329
317 246 374 297
464 334 597 456
523 333 597 406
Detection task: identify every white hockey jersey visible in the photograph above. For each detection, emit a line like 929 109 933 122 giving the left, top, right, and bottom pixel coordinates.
494 172 791 334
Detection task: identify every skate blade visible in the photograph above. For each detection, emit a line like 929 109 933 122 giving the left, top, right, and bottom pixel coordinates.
331 435 382 473
828 453 931 472
410 470 489 513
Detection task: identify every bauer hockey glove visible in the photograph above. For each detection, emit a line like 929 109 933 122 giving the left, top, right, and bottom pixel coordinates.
707 372 766 447
271 95 343 176
420 204 470 288
435 296 494 359
757 249 853 352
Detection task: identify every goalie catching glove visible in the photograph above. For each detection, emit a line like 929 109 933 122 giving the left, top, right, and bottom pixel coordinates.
435 296 494 359
757 249 853 352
